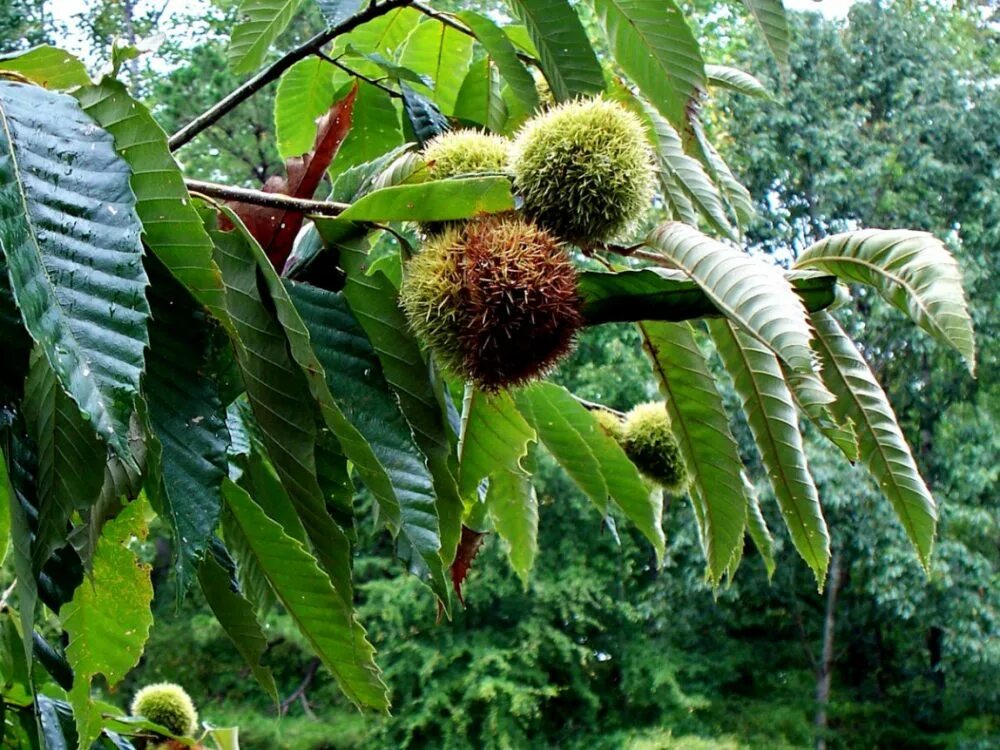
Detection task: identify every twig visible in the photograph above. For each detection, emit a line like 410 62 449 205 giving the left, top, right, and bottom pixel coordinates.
411 1 537 66
184 178 350 216
280 658 320 716
573 395 625 419
314 50 403 99
168 0 413 150
0 579 17 611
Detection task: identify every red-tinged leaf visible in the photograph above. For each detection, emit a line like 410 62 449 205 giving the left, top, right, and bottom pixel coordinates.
221 83 358 270
451 525 486 607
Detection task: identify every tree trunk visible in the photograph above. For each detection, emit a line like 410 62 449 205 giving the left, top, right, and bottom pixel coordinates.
815 553 844 750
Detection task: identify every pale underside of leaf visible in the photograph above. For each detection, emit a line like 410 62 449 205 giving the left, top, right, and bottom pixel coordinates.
811 311 937 568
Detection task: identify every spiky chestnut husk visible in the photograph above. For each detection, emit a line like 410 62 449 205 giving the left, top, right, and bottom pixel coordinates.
594 409 624 442
510 97 655 244
131 683 198 737
400 216 583 390
622 402 689 492
423 129 510 180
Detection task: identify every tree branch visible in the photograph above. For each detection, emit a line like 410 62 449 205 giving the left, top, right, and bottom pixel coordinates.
184 178 350 215
315 50 403 99
411 1 537 66
168 0 413 151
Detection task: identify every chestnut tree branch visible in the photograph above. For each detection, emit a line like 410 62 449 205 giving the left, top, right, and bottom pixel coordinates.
184 178 350 215
168 0 413 151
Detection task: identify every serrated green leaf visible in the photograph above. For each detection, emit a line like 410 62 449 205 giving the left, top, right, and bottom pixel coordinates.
784 364 859 462
275 58 350 160
74 77 228 325
228 0 305 74
336 6 422 57
579 267 837 326
338 239 462 565
0 46 90 89
400 83 449 144
487 469 538 586
456 11 539 114
454 57 508 133
0 82 150 457
287 280 448 601
458 388 535 499
743 473 776 579
639 321 747 582
209 218 355 603
330 82 403 177
144 258 228 601
811 311 937 568
645 222 816 375
709 318 830 585
592 0 705 128
705 64 770 98
516 382 665 560
333 176 515 223
795 229 976 375
198 551 278 701
742 0 789 67
506 0 604 102
222 479 388 710
22 348 105 574
399 19 474 114
624 91 735 240
64 497 153 750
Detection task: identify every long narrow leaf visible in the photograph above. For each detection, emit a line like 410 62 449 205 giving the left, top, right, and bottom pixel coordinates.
639 321 747 582
811 311 937 567
709 318 830 585
645 222 817 376
795 229 976 375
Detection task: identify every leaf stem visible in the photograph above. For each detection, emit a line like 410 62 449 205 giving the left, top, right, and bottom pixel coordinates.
314 50 403 100
184 178 349 216
167 0 413 151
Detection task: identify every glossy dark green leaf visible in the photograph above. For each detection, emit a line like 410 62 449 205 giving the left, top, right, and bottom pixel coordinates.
209 219 354 602
74 77 229 325
287 280 449 600
337 238 462 565
144 257 228 601
400 83 449 144
639 321 747 582
0 82 149 457
22 348 105 575
198 550 278 701
222 479 388 710
506 0 604 101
